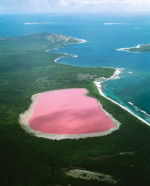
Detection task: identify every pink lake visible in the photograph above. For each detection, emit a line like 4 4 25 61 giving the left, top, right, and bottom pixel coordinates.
29 89 115 134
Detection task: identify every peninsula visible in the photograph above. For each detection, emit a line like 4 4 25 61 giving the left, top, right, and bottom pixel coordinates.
117 43 150 52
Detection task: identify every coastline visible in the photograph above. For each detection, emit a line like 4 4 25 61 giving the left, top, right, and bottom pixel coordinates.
53 38 86 63
54 54 78 64
94 68 150 126
72 38 149 125
19 88 120 140
116 44 143 53
19 36 149 140
55 51 150 127
55 56 64 63
76 39 87 44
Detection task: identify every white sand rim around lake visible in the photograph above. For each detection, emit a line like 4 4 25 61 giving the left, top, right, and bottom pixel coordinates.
19 88 120 140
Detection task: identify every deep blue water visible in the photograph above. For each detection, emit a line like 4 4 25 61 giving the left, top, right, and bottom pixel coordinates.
0 14 150 123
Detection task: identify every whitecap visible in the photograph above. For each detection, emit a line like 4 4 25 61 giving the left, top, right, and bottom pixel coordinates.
86 18 102 21
128 102 134 106
24 22 54 25
128 102 150 118
104 23 125 25
140 110 150 117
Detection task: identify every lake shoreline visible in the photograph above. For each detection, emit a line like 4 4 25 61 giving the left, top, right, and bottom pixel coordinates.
19 88 120 140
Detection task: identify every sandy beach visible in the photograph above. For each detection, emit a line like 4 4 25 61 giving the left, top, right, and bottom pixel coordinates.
116 44 143 53
94 68 150 126
19 56 149 141
54 54 78 63
54 38 86 63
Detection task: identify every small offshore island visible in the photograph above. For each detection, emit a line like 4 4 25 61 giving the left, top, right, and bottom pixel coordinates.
1 32 150 185
117 43 150 52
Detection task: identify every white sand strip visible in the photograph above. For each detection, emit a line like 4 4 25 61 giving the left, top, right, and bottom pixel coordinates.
94 68 150 126
54 54 77 63
19 88 120 140
76 39 87 43
66 169 118 184
54 56 64 63
116 44 144 53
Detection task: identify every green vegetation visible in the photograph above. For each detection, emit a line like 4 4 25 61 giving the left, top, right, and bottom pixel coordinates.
122 44 150 52
1 33 150 186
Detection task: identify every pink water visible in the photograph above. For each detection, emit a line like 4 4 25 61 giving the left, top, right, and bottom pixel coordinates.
29 89 115 134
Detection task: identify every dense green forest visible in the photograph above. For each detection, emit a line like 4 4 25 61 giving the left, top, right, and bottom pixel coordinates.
0 33 150 186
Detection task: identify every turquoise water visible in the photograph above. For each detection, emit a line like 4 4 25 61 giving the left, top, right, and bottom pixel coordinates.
0 14 150 123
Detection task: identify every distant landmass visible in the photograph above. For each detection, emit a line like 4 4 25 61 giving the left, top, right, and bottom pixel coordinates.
117 44 150 53
0 32 86 53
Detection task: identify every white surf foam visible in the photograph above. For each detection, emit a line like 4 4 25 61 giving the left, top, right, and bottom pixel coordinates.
24 22 54 25
104 23 125 25
86 18 102 21
128 102 150 119
95 69 150 126
73 55 78 58
140 110 150 117
128 102 134 106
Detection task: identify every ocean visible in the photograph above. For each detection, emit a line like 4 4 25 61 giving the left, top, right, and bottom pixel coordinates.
0 14 150 123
